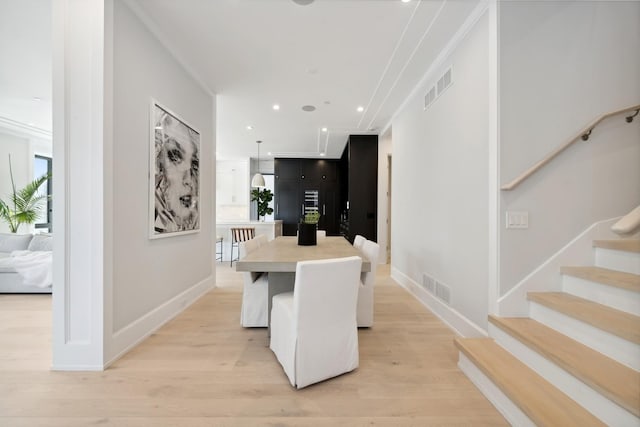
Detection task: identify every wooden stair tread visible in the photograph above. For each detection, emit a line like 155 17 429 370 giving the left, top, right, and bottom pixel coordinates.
593 239 640 253
561 266 640 293
455 337 605 427
528 292 640 344
489 315 640 417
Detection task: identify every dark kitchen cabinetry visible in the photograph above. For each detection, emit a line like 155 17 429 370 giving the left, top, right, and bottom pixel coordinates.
340 135 378 243
274 136 377 241
274 158 341 236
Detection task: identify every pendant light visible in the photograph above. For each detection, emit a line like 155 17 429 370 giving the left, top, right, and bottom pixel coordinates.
251 140 266 188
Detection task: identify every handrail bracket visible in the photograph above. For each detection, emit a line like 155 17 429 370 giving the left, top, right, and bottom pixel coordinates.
625 109 639 123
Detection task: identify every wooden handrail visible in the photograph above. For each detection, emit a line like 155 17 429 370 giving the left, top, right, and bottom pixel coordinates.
501 104 640 191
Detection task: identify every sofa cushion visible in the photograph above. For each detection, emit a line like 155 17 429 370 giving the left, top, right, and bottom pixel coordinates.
27 234 53 252
0 233 33 252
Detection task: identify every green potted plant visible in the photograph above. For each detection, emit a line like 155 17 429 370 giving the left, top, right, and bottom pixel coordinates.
250 188 274 221
0 155 51 233
298 209 320 246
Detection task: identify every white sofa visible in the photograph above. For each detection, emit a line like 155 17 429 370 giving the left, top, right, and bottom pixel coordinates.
0 233 53 293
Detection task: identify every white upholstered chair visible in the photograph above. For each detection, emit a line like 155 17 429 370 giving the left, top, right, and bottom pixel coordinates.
239 238 268 327
270 256 362 389
357 239 379 327
255 234 268 247
353 235 365 250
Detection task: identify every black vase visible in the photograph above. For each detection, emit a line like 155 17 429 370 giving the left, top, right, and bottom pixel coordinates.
297 223 317 246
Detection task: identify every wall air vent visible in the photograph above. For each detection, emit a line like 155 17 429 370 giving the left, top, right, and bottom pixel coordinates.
424 66 453 111
423 86 436 110
436 67 452 96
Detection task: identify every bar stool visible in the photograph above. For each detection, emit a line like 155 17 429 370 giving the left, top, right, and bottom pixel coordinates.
230 227 255 266
215 236 223 262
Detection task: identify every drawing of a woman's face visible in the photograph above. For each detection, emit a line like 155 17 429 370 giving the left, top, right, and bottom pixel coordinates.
155 111 199 231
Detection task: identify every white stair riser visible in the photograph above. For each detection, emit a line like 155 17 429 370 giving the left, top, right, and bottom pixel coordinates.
489 324 639 426
457 353 536 427
595 248 640 275
562 275 640 315
529 302 640 371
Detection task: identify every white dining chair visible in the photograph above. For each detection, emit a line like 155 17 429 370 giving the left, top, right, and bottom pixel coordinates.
255 234 268 247
270 256 362 389
357 239 379 327
239 238 268 327
353 234 365 250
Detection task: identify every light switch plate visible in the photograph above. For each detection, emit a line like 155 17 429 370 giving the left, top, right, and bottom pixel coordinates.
506 211 529 229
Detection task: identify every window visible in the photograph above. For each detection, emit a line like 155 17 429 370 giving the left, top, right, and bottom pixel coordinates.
34 155 52 232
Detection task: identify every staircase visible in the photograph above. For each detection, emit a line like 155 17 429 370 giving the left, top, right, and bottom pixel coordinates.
455 239 640 426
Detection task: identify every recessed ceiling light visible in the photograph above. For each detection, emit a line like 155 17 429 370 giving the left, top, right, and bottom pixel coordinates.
401 0 411 3
302 105 316 112
28 122 36 126
357 106 364 113
320 152 326 157
246 125 253 130
32 97 42 102
267 152 272 156
272 104 280 111
321 127 328 132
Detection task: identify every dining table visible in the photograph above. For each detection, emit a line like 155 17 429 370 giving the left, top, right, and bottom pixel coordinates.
235 236 371 329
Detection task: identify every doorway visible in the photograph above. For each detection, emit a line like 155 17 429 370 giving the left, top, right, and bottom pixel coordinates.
386 154 392 264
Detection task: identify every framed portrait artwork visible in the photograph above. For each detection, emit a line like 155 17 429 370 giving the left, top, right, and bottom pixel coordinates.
149 100 200 239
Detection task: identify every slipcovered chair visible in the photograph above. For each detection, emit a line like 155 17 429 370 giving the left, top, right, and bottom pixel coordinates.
255 234 268 247
357 239 379 327
239 238 268 327
270 256 362 389
353 235 365 250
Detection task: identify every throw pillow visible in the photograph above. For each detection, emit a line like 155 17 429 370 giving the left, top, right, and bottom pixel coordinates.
0 233 34 252
27 234 53 252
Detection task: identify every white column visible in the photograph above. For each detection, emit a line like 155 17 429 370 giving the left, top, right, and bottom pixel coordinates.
52 0 111 370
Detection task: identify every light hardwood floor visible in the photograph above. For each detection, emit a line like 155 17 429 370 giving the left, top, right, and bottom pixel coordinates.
0 264 507 426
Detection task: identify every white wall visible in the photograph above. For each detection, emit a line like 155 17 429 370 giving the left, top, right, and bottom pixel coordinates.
377 128 392 264
392 12 490 330
499 1 640 295
217 158 249 222
110 1 214 346
0 131 30 233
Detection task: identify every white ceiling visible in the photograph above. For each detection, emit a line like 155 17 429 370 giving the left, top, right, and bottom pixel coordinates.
0 0 52 134
0 0 481 159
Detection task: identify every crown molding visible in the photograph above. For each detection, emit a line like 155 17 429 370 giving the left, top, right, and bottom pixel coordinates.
0 116 52 140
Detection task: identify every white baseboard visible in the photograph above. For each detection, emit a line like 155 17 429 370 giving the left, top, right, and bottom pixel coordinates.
50 363 104 371
498 217 621 316
106 275 214 368
391 266 487 338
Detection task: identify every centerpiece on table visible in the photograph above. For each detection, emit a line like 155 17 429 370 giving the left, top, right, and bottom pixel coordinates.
298 210 320 246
